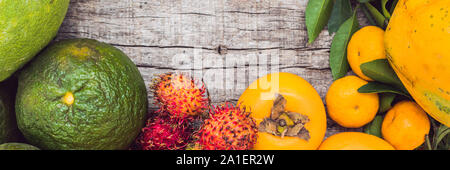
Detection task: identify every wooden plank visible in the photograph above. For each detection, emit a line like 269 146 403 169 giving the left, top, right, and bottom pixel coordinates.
55 0 369 135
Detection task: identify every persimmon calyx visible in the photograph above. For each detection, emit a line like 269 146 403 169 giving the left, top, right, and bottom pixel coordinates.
258 93 310 141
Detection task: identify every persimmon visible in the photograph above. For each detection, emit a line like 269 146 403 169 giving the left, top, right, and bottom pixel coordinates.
318 132 395 150
238 72 327 150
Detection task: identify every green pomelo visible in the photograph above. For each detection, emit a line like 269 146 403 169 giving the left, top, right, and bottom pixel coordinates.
0 143 39 150
0 0 70 82
16 39 148 150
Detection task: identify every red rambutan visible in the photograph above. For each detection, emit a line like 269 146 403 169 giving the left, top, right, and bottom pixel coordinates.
151 73 209 119
195 102 258 150
135 114 192 150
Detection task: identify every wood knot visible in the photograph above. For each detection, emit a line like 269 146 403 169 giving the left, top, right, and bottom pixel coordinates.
216 45 228 55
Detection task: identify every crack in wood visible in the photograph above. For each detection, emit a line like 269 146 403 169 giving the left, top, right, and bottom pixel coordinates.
136 64 330 71
175 12 215 17
63 41 331 52
223 10 270 15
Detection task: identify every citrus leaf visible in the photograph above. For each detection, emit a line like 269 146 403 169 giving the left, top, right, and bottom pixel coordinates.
306 0 334 44
360 59 407 92
379 92 396 113
364 2 386 28
358 81 410 97
328 0 352 34
433 125 450 150
381 0 391 19
364 115 384 138
389 0 399 14
329 6 360 80
361 3 377 26
437 135 450 150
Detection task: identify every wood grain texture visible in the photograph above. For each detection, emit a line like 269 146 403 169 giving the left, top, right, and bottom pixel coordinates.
55 0 370 136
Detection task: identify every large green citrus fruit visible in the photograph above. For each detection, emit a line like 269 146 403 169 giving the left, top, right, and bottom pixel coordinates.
16 39 148 150
0 143 39 150
0 0 70 81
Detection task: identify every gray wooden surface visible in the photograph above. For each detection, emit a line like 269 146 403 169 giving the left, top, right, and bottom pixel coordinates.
55 0 368 136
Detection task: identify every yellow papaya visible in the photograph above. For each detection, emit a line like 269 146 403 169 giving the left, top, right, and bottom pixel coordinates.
385 0 450 126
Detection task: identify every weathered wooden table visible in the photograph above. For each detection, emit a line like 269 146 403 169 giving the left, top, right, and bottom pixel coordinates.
55 0 368 137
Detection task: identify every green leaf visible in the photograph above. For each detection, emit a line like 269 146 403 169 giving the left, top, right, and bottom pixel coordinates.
389 0 399 14
379 92 396 113
306 0 334 44
357 0 372 3
433 125 450 150
364 115 384 138
328 0 352 34
361 3 377 26
358 81 410 97
381 0 391 19
437 134 450 150
364 2 386 28
360 59 407 92
329 6 360 80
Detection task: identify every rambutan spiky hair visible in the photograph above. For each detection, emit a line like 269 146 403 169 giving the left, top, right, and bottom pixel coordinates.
135 113 192 150
195 102 258 150
151 72 209 119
